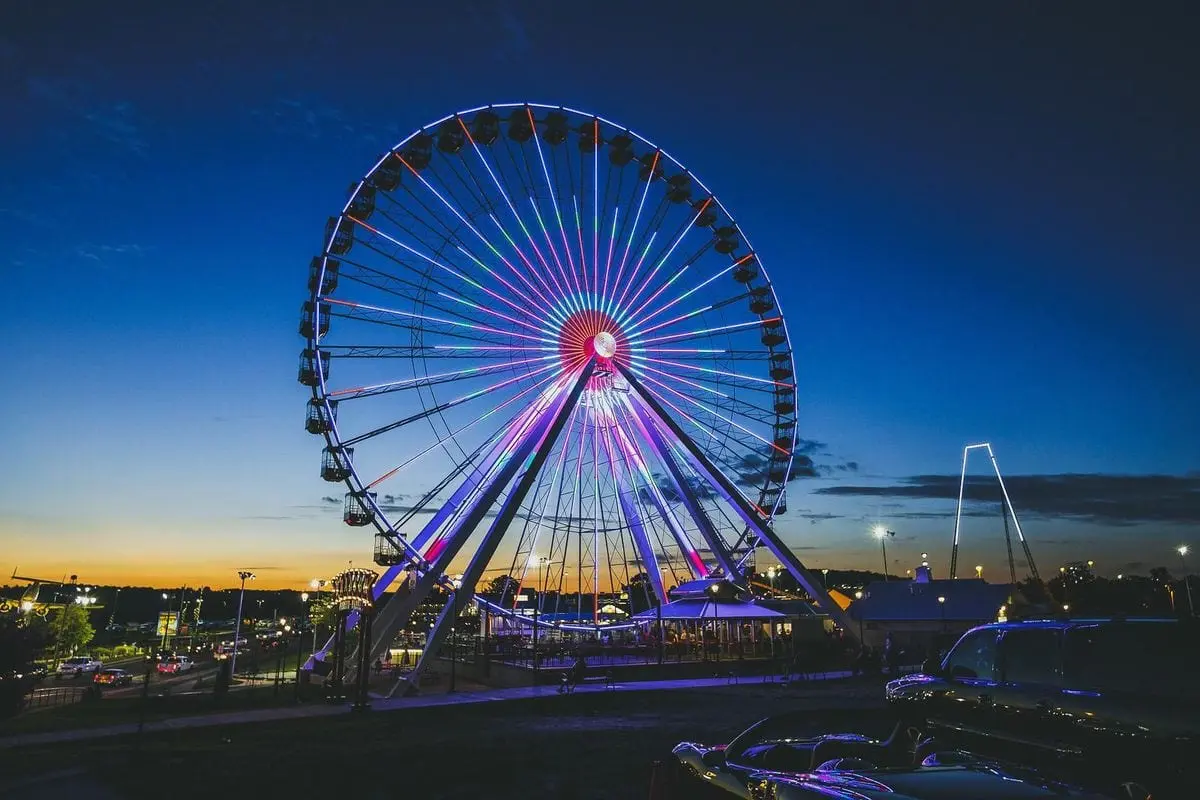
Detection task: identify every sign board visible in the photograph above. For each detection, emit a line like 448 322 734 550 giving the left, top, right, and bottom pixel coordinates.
156 611 179 637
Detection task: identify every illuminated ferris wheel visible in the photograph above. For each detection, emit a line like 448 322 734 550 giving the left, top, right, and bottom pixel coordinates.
299 103 836 674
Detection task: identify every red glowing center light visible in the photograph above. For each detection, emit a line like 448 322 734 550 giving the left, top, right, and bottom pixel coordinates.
558 310 626 369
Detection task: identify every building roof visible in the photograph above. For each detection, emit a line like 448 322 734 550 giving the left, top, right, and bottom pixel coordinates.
848 578 1010 623
632 597 787 621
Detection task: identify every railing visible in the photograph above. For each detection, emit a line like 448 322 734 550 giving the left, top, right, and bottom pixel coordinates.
23 684 90 710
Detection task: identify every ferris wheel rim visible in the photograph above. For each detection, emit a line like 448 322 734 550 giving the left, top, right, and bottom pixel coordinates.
302 102 801 629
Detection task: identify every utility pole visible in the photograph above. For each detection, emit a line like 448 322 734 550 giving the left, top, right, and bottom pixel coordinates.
231 571 255 679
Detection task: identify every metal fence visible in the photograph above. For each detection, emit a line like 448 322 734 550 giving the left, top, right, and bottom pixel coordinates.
23 684 90 710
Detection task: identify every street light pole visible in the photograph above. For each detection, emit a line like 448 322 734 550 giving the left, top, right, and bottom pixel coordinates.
231 571 255 679
160 592 171 651
309 579 325 659
1179 546 1194 616
873 527 895 580
449 576 462 693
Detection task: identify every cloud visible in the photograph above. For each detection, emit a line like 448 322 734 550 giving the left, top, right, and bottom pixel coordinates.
27 77 148 154
639 472 718 504
250 96 363 142
815 473 1200 526
735 438 859 486
74 243 152 267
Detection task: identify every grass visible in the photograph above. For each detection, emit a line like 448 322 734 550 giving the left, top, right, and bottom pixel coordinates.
1 678 893 798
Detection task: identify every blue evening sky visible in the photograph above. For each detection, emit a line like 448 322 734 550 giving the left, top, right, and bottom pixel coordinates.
1 1 1197 588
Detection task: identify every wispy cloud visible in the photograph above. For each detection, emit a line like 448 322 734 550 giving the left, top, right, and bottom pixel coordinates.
27 76 148 154
816 473 1200 526
74 242 152 267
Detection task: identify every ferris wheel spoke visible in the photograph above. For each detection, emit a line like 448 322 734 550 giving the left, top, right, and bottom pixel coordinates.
605 150 660 319
627 357 778 404
628 368 783 455
452 117 576 314
334 269 540 339
367 370 560 491
627 255 751 333
520 109 585 304
631 355 790 390
396 154 563 314
637 347 770 362
350 212 552 327
616 242 716 334
629 316 779 348
323 297 557 347
619 378 777 477
613 198 713 326
438 148 567 313
626 367 781 429
337 359 569 447
327 354 557 402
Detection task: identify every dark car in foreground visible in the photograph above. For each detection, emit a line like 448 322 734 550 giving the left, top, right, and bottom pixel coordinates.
764 759 1115 799
674 716 1114 799
94 668 134 686
886 616 1200 799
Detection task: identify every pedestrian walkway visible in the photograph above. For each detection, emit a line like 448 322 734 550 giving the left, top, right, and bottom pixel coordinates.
0 669 858 750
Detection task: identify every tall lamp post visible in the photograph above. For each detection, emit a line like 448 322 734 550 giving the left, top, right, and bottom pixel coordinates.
766 566 777 594
295 592 309 699
231 571 255 679
1179 546 1194 616
449 576 462 693
309 578 326 659
873 527 895 580
159 592 172 650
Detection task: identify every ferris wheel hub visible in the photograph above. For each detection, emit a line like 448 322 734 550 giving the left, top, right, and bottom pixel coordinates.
593 331 617 359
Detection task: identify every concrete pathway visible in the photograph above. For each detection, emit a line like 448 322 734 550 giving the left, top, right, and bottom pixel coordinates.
0 669 857 750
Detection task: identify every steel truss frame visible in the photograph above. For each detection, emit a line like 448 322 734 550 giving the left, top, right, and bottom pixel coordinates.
311 355 854 690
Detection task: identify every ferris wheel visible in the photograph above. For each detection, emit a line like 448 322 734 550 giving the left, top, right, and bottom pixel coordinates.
299 103 840 672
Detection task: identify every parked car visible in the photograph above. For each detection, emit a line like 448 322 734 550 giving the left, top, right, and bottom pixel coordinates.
156 655 195 675
673 711 913 798
764 757 1117 799
886 617 1200 800
674 715 1113 799
94 668 134 686
57 657 103 677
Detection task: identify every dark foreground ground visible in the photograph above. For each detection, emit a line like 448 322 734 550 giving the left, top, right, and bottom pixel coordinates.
0 679 891 799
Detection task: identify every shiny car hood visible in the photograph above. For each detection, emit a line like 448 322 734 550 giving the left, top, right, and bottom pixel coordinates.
769 765 1112 800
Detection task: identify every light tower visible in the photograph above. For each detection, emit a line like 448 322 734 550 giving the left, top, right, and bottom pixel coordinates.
949 443 1041 584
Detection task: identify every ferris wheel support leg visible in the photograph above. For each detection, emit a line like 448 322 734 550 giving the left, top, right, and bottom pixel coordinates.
408 397 552 554
306 399 557 673
609 418 706 587
362 386 582 680
403 359 598 692
613 474 668 604
623 399 742 583
615 363 858 639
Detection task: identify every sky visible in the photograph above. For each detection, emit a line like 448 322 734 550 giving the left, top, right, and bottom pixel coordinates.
1 1 1198 591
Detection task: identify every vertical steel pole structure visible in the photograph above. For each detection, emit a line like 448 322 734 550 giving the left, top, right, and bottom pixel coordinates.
231 571 253 679
950 446 970 580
